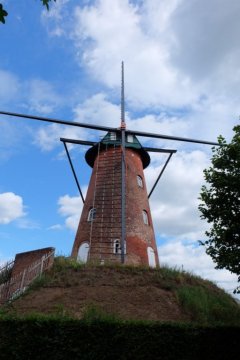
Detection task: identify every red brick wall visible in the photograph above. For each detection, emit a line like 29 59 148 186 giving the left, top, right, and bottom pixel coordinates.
71 146 159 267
11 247 55 277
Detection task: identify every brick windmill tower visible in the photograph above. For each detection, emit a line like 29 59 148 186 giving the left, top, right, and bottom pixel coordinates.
71 64 159 266
0 64 219 267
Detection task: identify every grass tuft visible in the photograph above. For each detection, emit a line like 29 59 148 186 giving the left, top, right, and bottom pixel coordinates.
81 304 121 324
52 256 86 272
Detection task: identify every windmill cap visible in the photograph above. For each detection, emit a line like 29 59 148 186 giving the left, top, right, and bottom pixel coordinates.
85 131 150 169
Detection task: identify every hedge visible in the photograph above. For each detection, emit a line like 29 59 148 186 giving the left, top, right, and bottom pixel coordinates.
0 319 239 360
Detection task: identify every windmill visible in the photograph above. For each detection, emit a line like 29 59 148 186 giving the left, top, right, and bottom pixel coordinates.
0 63 219 266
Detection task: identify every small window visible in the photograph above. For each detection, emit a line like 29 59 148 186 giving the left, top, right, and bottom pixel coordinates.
137 175 143 188
88 208 96 222
127 134 134 143
113 239 126 254
109 132 116 141
142 210 149 225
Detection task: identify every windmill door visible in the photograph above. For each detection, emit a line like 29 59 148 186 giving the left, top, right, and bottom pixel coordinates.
147 247 156 267
77 242 89 263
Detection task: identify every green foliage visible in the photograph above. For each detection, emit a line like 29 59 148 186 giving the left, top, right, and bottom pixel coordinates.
0 4 7 24
177 285 240 325
41 0 56 11
0 317 239 360
0 0 56 24
199 125 240 293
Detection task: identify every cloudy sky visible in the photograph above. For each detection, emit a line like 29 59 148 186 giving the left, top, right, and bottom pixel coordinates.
0 0 239 298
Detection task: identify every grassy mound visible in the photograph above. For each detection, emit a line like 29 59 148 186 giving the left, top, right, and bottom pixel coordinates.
1 256 239 326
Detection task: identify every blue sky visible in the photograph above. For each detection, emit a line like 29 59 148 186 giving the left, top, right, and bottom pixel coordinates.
0 0 240 298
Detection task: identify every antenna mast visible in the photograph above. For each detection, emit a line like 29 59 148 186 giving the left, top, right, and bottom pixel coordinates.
121 61 126 127
121 61 126 263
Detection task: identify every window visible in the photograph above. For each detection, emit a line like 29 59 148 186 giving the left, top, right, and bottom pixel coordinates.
127 134 134 143
109 132 116 141
142 210 149 225
137 175 143 188
114 239 121 254
113 239 126 254
88 208 96 221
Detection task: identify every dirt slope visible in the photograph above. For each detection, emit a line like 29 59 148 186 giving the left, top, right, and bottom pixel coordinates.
8 266 191 322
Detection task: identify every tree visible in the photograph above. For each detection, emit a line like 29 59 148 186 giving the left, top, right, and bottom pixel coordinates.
0 0 56 24
199 125 240 293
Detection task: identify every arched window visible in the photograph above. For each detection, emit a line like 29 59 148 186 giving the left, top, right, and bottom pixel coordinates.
142 210 149 225
114 239 121 254
113 239 126 254
87 207 96 222
137 175 143 188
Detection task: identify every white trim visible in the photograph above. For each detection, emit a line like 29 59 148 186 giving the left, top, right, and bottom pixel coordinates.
142 210 149 225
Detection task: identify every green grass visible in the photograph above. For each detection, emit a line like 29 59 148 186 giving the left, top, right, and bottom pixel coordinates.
52 256 86 272
177 285 240 325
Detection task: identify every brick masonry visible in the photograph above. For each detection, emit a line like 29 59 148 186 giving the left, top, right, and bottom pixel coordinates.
11 247 55 278
72 144 159 267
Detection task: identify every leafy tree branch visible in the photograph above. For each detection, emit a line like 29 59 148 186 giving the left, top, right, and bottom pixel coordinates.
0 0 56 24
199 125 240 293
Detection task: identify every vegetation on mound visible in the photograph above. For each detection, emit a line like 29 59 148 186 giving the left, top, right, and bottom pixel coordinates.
0 316 239 360
1 256 239 326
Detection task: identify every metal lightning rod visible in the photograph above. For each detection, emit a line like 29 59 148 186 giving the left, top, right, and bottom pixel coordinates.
121 61 126 264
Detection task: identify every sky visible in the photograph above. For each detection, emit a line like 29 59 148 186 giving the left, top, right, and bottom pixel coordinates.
0 0 239 298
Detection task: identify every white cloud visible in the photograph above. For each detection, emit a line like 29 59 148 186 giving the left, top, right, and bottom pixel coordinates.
146 150 210 239
48 224 63 230
58 193 85 231
0 67 66 124
34 122 88 152
74 93 120 128
41 0 71 37
33 93 120 152
67 0 240 108
71 0 198 108
0 70 20 104
169 0 240 84
24 79 62 115
0 192 25 224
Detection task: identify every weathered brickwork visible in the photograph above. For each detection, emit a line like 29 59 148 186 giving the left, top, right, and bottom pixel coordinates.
11 247 55 277
72 143 159 267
